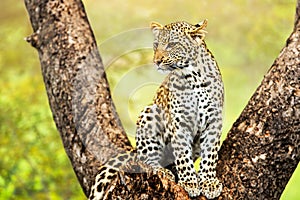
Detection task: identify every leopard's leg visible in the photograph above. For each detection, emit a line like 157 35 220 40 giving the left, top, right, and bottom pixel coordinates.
171 127 201 197
197 109 223 199
136 104 164 167
136 105 175 181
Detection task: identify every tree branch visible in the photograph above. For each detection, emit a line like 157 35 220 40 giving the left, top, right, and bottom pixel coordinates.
217 20 300 200
24 0 132 196
217 1 300 198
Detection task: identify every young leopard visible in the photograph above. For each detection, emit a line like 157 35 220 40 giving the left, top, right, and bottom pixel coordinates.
135 19 224 199
89 20 223 200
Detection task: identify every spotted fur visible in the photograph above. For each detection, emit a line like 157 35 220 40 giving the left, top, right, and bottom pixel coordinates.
89 151 137 200
136 20 224 199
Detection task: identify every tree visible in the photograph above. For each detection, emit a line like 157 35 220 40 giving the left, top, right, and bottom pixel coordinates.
24 0 300 199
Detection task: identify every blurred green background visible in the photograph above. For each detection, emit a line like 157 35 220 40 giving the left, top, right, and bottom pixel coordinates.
0 0 299 199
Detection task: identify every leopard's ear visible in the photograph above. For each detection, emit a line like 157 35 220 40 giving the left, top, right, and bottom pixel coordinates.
150 21 163 30
194 19 208 30
150 21 163 37
188 19 208 44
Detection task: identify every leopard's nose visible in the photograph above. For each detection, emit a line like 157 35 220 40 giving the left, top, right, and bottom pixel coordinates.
154 50 165 66
154 59 162 66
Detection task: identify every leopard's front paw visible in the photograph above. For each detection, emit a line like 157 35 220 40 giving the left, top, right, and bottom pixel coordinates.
200 178 222 199
179 180 201 197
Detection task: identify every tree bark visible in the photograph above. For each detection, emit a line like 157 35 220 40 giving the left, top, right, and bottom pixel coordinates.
24 0 132 196
24 0 300 199
216 6 300 199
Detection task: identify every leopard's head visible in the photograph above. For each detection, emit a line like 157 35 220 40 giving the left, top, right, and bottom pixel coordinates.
150 20 207 73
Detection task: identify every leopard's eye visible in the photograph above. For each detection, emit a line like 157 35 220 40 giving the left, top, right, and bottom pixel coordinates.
166 42 177 49
153 42 158 50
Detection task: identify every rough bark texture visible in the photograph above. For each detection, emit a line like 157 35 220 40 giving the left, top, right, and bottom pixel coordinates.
24 0 300 199
216 10 300 199
24 0 132 196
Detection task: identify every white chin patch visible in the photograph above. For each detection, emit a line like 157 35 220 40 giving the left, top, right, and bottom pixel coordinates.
155 65 170 74
157 68 170 74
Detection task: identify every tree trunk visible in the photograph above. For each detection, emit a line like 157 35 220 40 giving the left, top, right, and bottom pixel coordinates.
216 5 300 198
24 0 300 199
24 0 132 196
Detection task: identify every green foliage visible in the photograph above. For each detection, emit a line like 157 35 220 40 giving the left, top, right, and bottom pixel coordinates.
0 0 298 199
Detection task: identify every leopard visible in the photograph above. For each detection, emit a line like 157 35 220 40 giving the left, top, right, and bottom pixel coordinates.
135 19 224 199
89 19 224 200
89 151 138 200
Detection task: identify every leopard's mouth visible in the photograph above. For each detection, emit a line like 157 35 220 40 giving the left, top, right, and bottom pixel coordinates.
155 62 178 74
156 65 171 74
155 64 176 74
